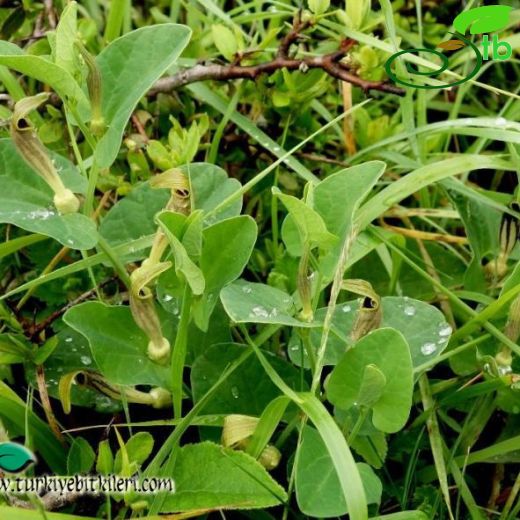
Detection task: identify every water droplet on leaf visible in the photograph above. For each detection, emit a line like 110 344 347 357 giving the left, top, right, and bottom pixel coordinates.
438 323 452 337
404 305 416 316
421 342 437 356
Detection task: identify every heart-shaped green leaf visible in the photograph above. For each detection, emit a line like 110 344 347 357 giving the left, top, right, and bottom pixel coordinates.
63 302 175 389
275 187 337 252
100 163 242 260
200 216 257 293
220 280 312 327
326 328 413 433
95 24 192 168
157 211 205 295
160 442 287 512
289 296 452 369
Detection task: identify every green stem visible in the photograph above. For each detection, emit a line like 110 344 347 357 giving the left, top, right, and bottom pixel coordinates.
419 373 455 520
67 104 97 152
300 329 317 374
413 335 490 374
104 0 127 42
171 285 193 419
501 470 520 519
297 245 313 322
96 236 131 288
347 407 368 445
84 159 100 216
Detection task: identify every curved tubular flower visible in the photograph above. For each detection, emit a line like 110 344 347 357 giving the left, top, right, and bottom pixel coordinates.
10 94 80 214
130 291 171 364
129 169 192 364
342 279 382 341
150 167 191 215
75 40 106 136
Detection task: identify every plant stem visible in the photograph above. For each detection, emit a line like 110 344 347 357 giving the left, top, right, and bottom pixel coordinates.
419 373 455 520
501 470 520 519
348 407 368 445
84 159 100 217
171 285 193 419
104 0 127 42
96 236 131 288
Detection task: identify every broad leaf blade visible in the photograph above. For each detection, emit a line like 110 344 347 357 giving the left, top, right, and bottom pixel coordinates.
220 280 312 327
289 296 452 368
95 24 192 168
200 216 257 292
0 139 97 250
160 442 287 512
0 41 89 111
295 426 381 517
64 302 174 388
326 328 413 433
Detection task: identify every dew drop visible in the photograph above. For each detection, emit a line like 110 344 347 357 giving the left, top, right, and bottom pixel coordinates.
250 305 269 318
496 117 508 127
498 365 512 376
231 386 240 399
342 304 351 313
163 294 174 302
421 342 437 356
404 305 416 316
242 286 252 294
65 337 73 343
438 323 453 337
26 209 56 220
80 355 92 366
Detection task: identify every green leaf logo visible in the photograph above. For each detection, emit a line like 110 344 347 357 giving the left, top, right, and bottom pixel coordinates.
453 5 513 35
0 442 36 473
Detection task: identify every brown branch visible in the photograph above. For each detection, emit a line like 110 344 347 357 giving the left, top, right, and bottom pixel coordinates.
277 13 312 59
150 51 404 96
151 12 403 97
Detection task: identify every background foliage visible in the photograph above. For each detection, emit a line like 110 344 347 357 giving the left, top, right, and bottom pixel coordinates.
1 0 520 519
